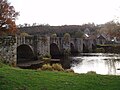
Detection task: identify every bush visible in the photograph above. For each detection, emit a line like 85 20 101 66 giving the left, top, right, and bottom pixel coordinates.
41 63 64 71
41 64 53 71
86 71 97 75
52 64 64 71
65 69 74 73
42 58 51 64
43 54 51 58
41 54 51 64
95 48 105 53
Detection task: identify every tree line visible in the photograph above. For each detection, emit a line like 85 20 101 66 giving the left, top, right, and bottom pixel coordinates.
18 23 97 38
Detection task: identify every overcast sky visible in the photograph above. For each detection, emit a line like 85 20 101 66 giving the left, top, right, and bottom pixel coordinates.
9 0 120 26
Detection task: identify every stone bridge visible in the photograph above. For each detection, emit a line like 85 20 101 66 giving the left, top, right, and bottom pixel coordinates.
0 35 98 66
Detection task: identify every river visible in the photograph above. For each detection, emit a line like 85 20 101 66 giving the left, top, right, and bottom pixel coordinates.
71 53 120 75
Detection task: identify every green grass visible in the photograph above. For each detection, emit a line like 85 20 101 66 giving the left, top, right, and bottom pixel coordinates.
0 65 120 90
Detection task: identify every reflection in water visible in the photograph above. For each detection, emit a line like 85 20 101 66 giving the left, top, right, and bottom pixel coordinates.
71 53 120 75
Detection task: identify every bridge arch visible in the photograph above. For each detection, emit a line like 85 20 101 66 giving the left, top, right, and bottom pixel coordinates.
83 44 89 53
91 40 97 52
70 43 76 54
17 44 35 64
50 43 61 59
92 44 96 52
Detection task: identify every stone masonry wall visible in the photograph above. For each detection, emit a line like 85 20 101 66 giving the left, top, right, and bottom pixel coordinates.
0 36 17 66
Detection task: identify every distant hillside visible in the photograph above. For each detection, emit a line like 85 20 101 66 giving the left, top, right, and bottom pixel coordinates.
18 24 97 37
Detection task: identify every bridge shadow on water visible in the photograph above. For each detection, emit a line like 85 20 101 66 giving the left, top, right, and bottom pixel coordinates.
17 55 71 70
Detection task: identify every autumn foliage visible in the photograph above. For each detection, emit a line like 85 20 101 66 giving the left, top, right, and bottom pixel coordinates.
0 0 19 35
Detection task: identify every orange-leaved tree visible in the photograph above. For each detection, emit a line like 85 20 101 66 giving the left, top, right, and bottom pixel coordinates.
0 0 19 35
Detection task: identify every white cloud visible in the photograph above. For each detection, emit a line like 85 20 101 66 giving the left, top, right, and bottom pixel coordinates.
9 0 120 25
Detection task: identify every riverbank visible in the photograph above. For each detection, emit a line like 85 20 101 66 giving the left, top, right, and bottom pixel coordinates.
97 44 120 53
0 64 120 90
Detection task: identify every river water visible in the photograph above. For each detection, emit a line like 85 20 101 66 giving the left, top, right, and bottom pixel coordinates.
71 53 120 75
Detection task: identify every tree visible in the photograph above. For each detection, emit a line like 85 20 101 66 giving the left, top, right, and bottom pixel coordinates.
63 33 71 43
0 0 19 35
74 31 83 38
98 21 120 38
51 33 57 38
20 32 30 37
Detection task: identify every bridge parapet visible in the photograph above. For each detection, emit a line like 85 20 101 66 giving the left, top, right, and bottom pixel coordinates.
17 36 34 46
37 36 50 56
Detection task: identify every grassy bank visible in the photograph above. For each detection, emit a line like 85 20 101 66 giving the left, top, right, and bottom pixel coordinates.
96 44 120 53
0 65 120 90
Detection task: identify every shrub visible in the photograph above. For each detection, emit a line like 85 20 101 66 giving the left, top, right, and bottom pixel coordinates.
41 63 64 71
41 64 53 71
43 54 51 59
52 63 64 71
86 71 97 75
65 69 74 73
95 48 105 53
42 58 51 64
41 54 51 64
